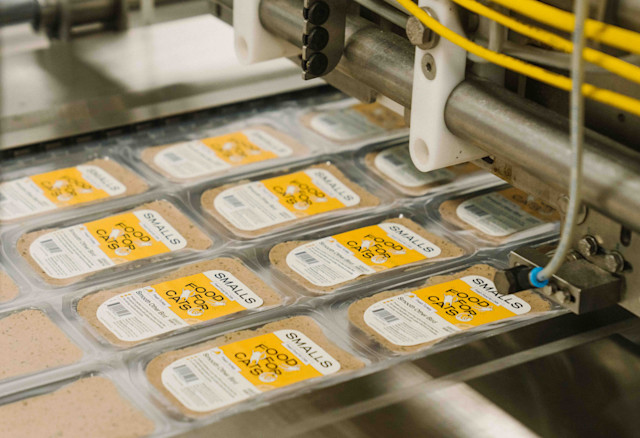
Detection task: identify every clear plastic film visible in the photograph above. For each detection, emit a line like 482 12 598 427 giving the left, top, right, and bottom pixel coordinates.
0 87 567 437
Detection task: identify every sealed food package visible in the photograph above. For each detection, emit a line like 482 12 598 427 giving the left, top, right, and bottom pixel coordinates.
0 270 20 303
76 258 283 347
438 187 560 243
364 145 483 196
0 158 149 223
270 217 465 294
300 101 406 145
145 315 364 417
201 163 380 238
0 376 156 438
141 125 308 183
348 264 552 354
17 199 213 286
0 309 83 381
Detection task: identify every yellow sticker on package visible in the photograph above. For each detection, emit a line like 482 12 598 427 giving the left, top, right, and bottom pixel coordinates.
161 329 341 412
30 209 187 279
97 270 263 342
286 222 442 287
153 128 294 180
0 165 125 221
201 131 285 166
364 276 532 346
214 168 361 231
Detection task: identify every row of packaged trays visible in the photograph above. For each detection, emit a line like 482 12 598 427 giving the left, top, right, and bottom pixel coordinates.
0 95 412 227
0 92 562 435
0 255 563 435
0 181 561 434
0 154 559 301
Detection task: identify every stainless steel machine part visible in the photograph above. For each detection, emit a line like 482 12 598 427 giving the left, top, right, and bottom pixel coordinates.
508 246 623 314
259 0 640 235
32 0 127 39
0 0 37 26
1 15 321 150
175 307 640 437
445 81 640 235
352 0 408 28
259 0 414 107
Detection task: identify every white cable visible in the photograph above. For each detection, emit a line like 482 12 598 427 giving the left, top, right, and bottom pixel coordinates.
536 0 588 283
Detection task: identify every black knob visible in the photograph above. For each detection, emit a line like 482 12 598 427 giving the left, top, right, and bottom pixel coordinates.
304 53 328 76
306 26 329 51
304 1 330 25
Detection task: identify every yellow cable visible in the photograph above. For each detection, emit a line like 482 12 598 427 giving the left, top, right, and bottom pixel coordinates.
395 0 640 117
487 0 640 55
451 0 640 86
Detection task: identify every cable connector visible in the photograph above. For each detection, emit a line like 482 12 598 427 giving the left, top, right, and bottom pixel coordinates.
494 265 548 294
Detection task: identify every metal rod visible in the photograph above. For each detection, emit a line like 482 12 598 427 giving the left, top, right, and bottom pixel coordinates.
446 80 640 233
352 0 409 28
259 0 414 107
0 0 37 26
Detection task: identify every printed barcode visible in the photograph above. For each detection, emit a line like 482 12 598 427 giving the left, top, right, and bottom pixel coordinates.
294 251 319 265
372 307 400 323
223 195 244 208
164 152 184 163
174 364 199 383
463 203 489 217
384 153 405 166
107 301 131 318
40 238 62 254
320 115 338 125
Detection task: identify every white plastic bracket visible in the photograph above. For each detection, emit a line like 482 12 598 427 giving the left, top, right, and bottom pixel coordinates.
233 0 301 64
409 0 486 171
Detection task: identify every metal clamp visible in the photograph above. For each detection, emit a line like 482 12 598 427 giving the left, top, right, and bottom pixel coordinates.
302 0 347 79
508 247 623 314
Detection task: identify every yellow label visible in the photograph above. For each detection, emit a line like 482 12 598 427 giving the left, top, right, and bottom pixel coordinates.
413 279 518 327
332 224 432 270
352 103 406 130
364 276 531 346
201 132 279 166
498 188 560 221
30 166 121 206
261 171 348 218
86 211 182 263
149 273 247 323
216 332 322 389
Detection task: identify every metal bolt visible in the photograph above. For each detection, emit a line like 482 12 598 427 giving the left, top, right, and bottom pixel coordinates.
406 8 439 50
603 251 624 273
421 53 436 80
577 235 599 257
